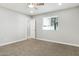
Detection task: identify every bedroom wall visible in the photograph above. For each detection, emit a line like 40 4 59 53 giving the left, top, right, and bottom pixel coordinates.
0 6 31 46
34 6 79 46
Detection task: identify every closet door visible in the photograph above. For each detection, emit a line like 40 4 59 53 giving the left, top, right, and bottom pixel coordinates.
30 19 35 38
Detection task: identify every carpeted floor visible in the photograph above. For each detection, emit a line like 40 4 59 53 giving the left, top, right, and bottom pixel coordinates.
0 39 79 56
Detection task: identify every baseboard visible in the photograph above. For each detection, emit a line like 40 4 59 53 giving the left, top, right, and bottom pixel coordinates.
27 36 35 39
36 38 79 47
1 37 79 47
0 38 27 47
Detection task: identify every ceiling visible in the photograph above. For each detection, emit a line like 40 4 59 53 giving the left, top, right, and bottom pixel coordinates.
0 3 79 16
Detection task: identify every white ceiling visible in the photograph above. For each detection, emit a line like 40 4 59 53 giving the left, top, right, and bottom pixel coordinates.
0 3 79 16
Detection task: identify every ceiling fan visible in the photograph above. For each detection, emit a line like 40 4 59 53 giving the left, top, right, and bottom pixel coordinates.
27 3 44 9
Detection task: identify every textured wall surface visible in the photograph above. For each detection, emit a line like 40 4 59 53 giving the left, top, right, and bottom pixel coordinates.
34 6 79 45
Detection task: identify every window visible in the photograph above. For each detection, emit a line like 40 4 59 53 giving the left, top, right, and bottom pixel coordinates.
42 16 58 31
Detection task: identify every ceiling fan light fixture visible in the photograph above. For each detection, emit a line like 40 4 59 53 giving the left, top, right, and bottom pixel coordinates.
28 4 34 8
27 3 44 9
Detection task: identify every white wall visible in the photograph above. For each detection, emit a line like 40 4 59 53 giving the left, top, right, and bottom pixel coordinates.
34 6 79 46
0 7 31 46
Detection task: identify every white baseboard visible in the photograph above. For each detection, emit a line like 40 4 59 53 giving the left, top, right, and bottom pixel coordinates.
0 38 27 47
36 38 79 47
1 37 79 47
27 36 35 39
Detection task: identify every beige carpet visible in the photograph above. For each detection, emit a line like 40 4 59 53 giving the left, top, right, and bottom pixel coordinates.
0 39 79 56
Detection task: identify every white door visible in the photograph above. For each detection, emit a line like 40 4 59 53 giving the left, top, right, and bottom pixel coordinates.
30 19 35 38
